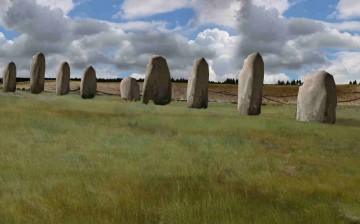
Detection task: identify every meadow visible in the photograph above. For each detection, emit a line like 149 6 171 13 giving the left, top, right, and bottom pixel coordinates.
0 91 359 223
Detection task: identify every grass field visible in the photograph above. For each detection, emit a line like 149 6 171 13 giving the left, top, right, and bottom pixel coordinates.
0 92 359 223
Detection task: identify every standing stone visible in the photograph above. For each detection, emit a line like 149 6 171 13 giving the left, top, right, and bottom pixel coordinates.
142 55 172 105
187 58 209 109
2 62 16 92
56 62 70 96
80 66 97 99
120 77 140 101
296 71 337 124
237 52 264 115
30 52 45 94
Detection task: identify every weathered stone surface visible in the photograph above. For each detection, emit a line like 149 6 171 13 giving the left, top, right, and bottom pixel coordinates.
296 71 337 124
2 62 16 92
56 62 70 96
30 52 45 94
80 66 97 99
187 58 209 109
120 77 140 101
237 52 264 115
142 55 172 105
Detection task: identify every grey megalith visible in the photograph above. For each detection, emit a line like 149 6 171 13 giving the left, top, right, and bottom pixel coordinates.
296 71 337 124
237 52 264 115
120 77 140 101
142 55 172 105
56 62 70 96
2 62 16 92
30 52 45 94
80 66 97 99
187 58 209 109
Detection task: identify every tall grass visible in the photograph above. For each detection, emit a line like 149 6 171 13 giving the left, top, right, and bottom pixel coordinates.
0 92 359 223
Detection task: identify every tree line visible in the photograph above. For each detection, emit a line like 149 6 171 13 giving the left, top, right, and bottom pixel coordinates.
2 77 358 85
349 80 359 85
277 80 303 85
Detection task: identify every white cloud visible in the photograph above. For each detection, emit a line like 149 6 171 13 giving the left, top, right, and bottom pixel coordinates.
189 0 241 28
36 0 75 15
116 0 290 29
236 0 360 85
0 0 75 16
130 73 145 80
208 61 217 82
326 21 360 32
116 0 242 28
113 0 241 27
332 0 360 19
264 73 291 84
191 28 239 81
252 0 289 15
0 0 218 79
116 21 168 31
114 0 191 19
0 32 8 45
321 51 360 84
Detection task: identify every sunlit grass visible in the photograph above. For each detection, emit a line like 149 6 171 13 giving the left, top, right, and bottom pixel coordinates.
0 92 359 223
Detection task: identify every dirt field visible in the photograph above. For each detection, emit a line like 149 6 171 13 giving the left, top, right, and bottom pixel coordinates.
14 81 360 105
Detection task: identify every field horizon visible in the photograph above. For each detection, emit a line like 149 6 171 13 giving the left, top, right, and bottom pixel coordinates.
11 81 360 106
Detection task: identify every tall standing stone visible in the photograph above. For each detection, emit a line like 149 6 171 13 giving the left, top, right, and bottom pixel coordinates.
296 71 337 124
80 66 97 99
187 58 209 109
30 52 45 94
120 77 140 101
2 62 16 92
56 62 70 96
237 52 264 115
142 55 172 105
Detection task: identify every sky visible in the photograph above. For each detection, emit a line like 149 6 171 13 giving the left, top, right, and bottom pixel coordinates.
0 0 360 84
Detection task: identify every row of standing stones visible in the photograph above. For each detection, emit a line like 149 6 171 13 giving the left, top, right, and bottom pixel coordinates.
2 52 337 124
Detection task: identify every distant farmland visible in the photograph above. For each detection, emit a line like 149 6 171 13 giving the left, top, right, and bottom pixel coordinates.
13 81 360 105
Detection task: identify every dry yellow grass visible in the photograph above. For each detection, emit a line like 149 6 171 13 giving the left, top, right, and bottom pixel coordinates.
0 91 359 223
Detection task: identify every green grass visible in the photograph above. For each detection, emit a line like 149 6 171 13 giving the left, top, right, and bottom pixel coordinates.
0 92 359 223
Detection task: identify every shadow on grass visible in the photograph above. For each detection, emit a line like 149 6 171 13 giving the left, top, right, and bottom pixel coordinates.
336 118 360 128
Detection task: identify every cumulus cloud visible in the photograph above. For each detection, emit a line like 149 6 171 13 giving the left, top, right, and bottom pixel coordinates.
130 72 145 80
0 0 75 16
115 0 243 28
237 2 326 73
320 51 360 84
332 0 360 19
188 0 241 28
0 32 9 45
191 28 239 81
264 73 291 84
236 1 360 83
36 0 75 15
0 0 219 79
327 21 360 32
114 0 192 19
252 0 289 15
3 0 71 42
116 0 291 28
